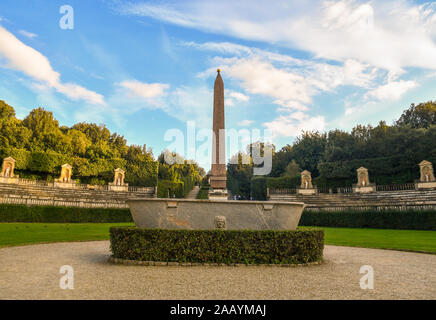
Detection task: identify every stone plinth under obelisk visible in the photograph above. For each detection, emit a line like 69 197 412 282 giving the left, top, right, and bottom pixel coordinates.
209 69 229 200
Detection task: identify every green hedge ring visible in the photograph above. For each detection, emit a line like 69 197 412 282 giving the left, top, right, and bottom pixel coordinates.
110 227 324 265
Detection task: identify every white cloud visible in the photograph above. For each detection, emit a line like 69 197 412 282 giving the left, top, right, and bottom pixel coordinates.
118 0 436 73
18 30 37 39
263 112 326 138
227 90 249 102
192 41 377 112
118 80 169 99
238 119 254 126
367 80 417 101
108 83 213 126
0 26 104 105
225 98 235 107
217 57 313 111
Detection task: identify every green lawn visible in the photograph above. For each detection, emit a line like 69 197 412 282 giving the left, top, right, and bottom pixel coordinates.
0 223 134 248
0 223 435 253
301 226 436 253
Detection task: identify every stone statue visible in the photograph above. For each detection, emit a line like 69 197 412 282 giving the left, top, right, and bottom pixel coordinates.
300 170 313 189
1 157 17 178
55 164 73 183
214 216 226 230
357 167 370 187
419 160 435 182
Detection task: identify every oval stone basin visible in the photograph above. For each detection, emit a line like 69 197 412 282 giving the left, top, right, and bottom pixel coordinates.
127 199 305 230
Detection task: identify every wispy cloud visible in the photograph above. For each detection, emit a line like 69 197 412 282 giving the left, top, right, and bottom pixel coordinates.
238 119 254 126
263 112 326 138
188 40 378 137
116 0 436 73
367 80 418 101
119 80 169 99
0 26 104 105
18 30 37 39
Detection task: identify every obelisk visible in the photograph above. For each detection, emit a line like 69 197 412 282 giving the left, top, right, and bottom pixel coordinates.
209 69 229 199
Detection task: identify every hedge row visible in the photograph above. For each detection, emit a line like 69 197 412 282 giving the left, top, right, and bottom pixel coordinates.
249 176 301 201
299 209 436 230
317 155 436 187
157 179 185 198
0 204 132 223
110 227 324 264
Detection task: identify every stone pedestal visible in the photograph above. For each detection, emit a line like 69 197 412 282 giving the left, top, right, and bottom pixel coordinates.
0 176 19 184
108 184 129 192
208 188 229 200
297 188 317 195
353 184 376 193
415 182 436 190
53 181 76 189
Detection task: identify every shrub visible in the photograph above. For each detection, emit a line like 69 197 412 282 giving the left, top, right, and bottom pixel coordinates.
110 227 324 264
0 204 132 223
299 209 436 230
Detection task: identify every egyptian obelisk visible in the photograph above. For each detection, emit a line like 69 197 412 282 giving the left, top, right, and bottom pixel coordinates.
209 69 229 199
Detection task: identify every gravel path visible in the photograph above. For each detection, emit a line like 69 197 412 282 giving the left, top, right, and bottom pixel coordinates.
185 186 200 199
0 241 435 299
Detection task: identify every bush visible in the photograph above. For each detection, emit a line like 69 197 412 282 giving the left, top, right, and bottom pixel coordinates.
0 204 132 223
110 227 324 264
299 209 436 230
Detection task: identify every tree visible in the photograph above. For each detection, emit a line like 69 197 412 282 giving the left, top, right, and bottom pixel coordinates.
282 160 300 177
291 131 327 176
396 101 436 128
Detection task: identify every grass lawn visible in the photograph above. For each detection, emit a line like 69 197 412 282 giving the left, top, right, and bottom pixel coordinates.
300 226 436 253
0 223 134 248
0 223 435 253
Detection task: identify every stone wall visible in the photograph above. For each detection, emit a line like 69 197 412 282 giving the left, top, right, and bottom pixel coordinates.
0 182 155 209
269 189 436 211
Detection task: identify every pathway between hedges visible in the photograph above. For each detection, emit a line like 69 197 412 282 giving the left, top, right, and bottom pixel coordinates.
0 241 435 299
185 186 200 199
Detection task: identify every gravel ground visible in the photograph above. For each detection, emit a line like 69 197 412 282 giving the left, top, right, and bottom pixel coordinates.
0 241 435 300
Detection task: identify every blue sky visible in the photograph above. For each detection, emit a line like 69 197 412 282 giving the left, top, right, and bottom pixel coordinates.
0 0 436 170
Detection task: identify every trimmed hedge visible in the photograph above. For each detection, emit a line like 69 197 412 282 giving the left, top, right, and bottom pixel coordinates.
0 204 132 223
299 209 436 230
317 155 436 187
157 179 184 198
110 227 324 264
196 185 210 199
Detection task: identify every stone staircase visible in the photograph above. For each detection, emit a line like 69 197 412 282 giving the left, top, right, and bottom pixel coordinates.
0 182 155 209
269 189 436 210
